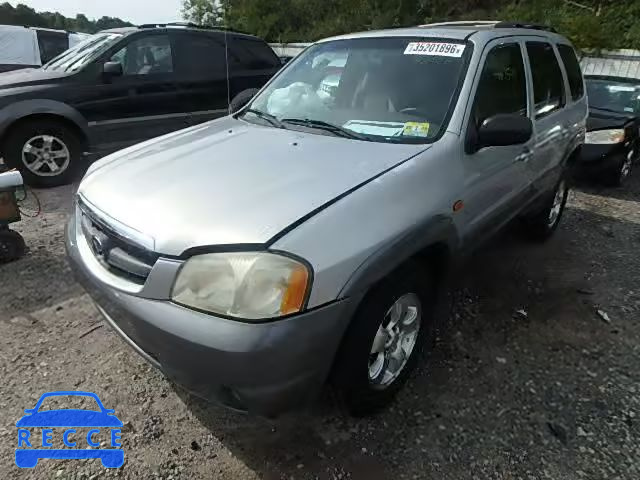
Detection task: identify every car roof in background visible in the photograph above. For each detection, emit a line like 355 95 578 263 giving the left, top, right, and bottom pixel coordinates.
318 21 570 45
100 23 261 41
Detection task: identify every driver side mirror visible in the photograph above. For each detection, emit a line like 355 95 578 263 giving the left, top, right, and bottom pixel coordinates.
476 113 533 150
229 89 258 114
102 61 123 78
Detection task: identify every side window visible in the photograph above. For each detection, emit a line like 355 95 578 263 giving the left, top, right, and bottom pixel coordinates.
173 34 226 76
229 38 280 70
557 44 585 101
110 34 173 76
37 31 69 64
526 42 565 118
473 43 527 128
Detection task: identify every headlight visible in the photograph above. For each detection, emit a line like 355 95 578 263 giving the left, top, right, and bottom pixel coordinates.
585 129 625 144
171 252 311 320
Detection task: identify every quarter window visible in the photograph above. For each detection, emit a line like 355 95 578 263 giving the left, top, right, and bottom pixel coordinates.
110 34 173 75
473 43 527 128
526 42 565 118
558 44 585 101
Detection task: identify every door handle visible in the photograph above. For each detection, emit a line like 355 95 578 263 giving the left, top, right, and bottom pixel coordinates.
515 149 533 163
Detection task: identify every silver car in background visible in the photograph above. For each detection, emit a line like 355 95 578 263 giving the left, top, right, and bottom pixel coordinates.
66 21 587 416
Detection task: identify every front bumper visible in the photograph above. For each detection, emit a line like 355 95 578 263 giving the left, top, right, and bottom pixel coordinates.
65 214 354 417
578 143 635 175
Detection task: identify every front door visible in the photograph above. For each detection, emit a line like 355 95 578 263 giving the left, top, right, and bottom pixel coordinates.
79 32 186 154
458 39 534 244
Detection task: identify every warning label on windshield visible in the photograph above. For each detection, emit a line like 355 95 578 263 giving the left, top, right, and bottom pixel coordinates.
404 42 466 57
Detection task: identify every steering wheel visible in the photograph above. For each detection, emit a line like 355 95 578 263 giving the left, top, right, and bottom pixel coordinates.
399 107 431 119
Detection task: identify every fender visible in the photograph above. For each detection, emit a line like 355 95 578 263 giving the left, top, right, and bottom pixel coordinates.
0 99 89 140
339 214 459 298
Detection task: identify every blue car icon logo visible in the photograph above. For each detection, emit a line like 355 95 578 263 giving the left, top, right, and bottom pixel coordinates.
15 391 124 468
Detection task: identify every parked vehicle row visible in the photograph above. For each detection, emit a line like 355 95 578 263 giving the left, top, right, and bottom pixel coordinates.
0 23 282 186
66 21 587 416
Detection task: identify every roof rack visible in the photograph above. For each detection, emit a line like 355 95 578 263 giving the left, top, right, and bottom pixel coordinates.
419 20 557 33
138 22 240 32
494 21 557 33
420 21 499 28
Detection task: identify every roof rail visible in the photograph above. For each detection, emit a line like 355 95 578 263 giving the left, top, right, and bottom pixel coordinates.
138 22 240 32
420 20 499 28
494 21 557 33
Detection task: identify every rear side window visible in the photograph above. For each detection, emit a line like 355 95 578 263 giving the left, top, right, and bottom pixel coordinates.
526 42 565 118
37 31 69 64
557 44 584 101
173 34 226 75
230 38 280 70
473 43 527 128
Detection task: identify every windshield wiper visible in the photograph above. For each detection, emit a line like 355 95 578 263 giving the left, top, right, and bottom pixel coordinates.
242 109 285 129
281 118 369 141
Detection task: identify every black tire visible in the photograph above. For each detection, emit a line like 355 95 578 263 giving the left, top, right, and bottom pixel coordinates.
0 229 26 263
2 119 82 188
229 88 260 114
602 155 633 187
521 176 569 242
331 265 435 416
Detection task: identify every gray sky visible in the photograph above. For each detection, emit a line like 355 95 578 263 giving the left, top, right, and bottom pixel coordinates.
10 0 184 25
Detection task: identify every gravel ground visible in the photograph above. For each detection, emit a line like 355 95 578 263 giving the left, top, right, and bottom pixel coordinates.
0 174 639 480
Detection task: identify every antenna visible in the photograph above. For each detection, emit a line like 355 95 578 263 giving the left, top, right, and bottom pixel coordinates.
223 6 231 115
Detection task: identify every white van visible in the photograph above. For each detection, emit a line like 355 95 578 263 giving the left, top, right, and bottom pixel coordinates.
0 24 90 73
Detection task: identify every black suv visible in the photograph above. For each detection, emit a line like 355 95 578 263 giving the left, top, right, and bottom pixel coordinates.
0 23 281 186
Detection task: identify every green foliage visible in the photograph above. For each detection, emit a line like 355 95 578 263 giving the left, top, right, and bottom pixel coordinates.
191 0 640 48
0 2 132 33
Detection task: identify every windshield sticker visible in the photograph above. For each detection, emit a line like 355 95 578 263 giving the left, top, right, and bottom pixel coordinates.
402 122 431 137
404 42 466 57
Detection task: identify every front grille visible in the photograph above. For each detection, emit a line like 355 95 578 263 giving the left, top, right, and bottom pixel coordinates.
79 202 158 284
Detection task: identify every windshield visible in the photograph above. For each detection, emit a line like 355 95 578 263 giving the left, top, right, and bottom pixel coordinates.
44 33 122 72
244 37 471 143
586 78 640 114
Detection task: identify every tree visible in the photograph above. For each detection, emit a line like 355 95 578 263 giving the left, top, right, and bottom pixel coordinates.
182 0 221 26
0 2 132 33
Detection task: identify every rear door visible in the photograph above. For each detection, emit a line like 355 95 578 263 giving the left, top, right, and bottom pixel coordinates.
523 41 571 196
459 38 534 243
228 36 281 101
171 31 230 126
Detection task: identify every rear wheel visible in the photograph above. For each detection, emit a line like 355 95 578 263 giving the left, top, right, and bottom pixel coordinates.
331 266 434 416
3 119 82 187
521 177 569 242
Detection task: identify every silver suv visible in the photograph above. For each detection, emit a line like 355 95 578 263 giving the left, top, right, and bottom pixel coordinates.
66 21 587 417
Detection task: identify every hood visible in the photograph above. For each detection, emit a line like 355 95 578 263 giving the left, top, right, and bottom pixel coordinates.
79 118 428 256
0 67 68 90
587 106 637 131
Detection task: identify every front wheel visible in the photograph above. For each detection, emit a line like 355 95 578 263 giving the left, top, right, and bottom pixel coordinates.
603 153 633 187
2 119 82 187
331 266 434 416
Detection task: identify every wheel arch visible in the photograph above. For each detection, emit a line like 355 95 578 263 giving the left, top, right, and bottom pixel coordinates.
0 100 89 152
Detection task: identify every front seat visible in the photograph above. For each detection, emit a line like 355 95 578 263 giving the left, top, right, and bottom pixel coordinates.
352 66 397 113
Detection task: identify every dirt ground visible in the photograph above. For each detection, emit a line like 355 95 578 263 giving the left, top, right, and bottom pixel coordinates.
0 173 639 480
